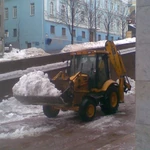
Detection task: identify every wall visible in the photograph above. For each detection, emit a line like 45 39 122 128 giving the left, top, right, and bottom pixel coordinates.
43 0 124 52
136 0 150 149
4 0 127 51
4 0 44 49
44 21 121 52
0 0 4 56
0 0 4 38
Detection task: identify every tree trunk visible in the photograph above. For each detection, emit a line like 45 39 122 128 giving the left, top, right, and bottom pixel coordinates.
106 24 110 40
71 7 74 44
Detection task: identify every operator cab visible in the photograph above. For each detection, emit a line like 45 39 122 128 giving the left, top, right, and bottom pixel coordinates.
70 51 110 89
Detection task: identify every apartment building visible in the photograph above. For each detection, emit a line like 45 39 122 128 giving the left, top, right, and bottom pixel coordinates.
4 0 129 52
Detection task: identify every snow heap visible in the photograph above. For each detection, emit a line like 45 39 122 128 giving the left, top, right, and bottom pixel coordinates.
12 71 61 97
116 77 135 95
125 77 135 95
0 47 50 62
61 37 136 53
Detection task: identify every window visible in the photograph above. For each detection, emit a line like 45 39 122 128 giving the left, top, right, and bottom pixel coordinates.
111 36 114 41
106 35 108 40
111 22 114 31
81 11 85 22
13 6 17 18
117 20 120 31
97 15 101 26
62 28 66 36
5 8 8 19
73 29 76 37
98 35 101 41
50 2 54 15
30 3 35 16
13 29 17 37
82 31 85 38
117 5 120 12
111 2 113 10
50 25 55 34
5 30 9 37
61 5 66 20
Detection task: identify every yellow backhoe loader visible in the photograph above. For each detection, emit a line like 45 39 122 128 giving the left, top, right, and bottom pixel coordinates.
15 41 131 122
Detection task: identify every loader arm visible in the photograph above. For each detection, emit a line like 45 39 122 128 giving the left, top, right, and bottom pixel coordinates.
105 41 131 102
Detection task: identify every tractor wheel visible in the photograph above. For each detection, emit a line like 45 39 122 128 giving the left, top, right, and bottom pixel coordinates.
101 85 119 115
79 98 96 122
43 105 60 118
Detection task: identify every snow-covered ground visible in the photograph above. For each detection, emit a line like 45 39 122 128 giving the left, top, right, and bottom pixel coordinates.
0 77 135 139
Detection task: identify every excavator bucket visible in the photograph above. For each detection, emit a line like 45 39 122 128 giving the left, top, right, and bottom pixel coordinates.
14 73 72 106
14 94 67 106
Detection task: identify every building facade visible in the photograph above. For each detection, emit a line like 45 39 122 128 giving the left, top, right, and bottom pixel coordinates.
0 0 4 55
4 0 129 52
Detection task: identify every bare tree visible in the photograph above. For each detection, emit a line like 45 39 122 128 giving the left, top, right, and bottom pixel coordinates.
102 1 117 40
119 2 129 39
84 0 101 42
56 0 83 44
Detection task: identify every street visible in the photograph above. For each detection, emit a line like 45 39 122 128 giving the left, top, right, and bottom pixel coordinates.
0 94 135 150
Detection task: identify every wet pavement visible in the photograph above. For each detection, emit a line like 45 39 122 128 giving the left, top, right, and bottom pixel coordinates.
0 94 135 150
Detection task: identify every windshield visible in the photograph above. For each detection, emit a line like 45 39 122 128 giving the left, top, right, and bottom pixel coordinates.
70 54 96 76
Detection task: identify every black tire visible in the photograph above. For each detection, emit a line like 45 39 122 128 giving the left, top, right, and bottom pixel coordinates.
101 85 119 115
43 105 60 118
79 98 96 122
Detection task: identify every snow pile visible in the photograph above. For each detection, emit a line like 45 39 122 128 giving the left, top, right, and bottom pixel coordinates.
114 37 136 45
61 37 136 53
61 40 106 53
0 47 50 62
116 77 135 95
125 77 135 95
12 71 61 96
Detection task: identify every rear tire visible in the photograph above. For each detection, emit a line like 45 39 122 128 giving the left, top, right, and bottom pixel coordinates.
43 105 60 118
101 85 119 115
79 98 96 122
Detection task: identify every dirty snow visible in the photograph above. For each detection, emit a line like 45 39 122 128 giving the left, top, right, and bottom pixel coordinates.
61 38 136 53
125 77 135 95
82 116 121 131
116 77 135 95
12 71 62 96
0 47 50 62
0 125 55 139
0 96 74 139
0 97 42 124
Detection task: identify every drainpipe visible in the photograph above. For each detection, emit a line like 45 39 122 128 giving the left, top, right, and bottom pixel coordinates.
42 0 44 49
94 0 97 42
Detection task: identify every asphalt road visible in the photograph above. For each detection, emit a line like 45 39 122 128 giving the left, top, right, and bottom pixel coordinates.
0 94 135 150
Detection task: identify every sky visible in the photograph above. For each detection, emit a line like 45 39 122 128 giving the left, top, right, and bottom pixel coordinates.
0 38 136 139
